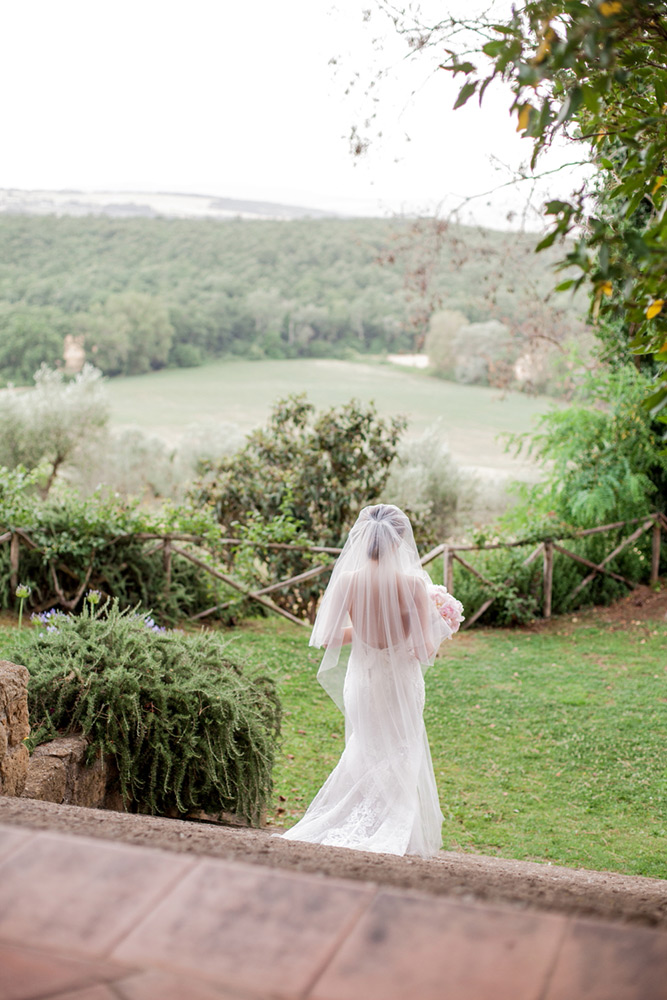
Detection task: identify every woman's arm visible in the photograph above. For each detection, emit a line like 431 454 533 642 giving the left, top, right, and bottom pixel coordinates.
410 577 437 660
316 573 353 648
323 625 353 648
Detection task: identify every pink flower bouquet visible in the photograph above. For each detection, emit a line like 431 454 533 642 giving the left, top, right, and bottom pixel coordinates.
427 584 465 636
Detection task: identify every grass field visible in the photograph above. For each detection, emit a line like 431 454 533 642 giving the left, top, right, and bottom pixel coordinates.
224 614 667 879
106 358 558 473
2 607 665 877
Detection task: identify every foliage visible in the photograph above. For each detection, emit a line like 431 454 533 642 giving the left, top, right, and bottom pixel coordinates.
8 601 281 823
191 394 406 619
424 308 469 376
506 367 667 528
0 304 67 386
0 215 586 388
0 365 108 497
453 321 517 387
194 394 406 542
434 0 667 424
78 292 175 376
445 526 657 627
445 546 543 627
426 313 518 386
0 474 224 621
385 422 474 545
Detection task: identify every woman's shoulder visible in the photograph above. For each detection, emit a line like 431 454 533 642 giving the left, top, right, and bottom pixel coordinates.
398 572 430 596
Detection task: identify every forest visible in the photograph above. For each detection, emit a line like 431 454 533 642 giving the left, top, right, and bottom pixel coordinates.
0 213 586 389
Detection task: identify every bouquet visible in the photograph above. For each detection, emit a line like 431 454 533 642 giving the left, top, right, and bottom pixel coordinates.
427 584 465 636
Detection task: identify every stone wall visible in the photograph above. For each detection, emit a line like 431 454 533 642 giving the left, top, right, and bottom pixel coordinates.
0 660 30 796
0 660 241 823
0 659 122 810
21 734 123 810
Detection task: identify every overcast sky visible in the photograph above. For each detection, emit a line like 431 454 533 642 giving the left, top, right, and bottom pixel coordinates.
2 0 587 228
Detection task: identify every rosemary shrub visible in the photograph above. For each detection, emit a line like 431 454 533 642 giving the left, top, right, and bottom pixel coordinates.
14 601 281 824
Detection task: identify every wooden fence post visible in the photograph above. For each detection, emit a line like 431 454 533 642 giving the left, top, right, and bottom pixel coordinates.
163 538 173 598
9 533 19 596
651 517 661 585
443 546 454 592
543 540 554 620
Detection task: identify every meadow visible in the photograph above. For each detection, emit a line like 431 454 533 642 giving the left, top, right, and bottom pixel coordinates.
106 357 557 474
225 613 667 879
2 593 665 878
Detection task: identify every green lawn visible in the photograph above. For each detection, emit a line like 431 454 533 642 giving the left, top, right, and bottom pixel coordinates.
4 609 664 878
224 614 667 878
106 358 556 472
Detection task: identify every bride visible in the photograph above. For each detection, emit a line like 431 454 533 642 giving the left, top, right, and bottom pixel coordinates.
281 503 452 858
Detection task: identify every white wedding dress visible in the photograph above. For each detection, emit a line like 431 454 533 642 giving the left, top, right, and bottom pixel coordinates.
280 505 448 859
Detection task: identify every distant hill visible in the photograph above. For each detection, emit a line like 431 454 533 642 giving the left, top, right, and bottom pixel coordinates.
0 212 589 394
0 188 336 221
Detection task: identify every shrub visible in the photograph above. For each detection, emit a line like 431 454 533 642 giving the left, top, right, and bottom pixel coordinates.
506 367 667 528
0 474 227 622
447 522 657 628
12 601 281 824
191 394 406 620
447 545 542 627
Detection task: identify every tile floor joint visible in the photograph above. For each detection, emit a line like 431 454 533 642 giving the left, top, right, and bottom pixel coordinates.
298 887 380 1000
535 914 572 1000
101 854 200 959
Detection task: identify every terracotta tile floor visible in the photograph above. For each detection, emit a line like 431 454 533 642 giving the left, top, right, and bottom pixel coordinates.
1 821 666 1000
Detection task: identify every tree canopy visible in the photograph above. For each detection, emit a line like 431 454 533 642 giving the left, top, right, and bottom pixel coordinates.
0 214 585 389
433 0 667 430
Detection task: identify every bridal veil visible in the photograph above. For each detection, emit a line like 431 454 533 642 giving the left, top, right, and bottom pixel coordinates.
281 504 449 857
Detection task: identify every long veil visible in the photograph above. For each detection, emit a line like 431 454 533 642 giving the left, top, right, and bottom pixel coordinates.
310 504 451 712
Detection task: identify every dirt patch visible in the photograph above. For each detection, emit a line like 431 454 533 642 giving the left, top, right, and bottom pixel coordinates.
503 583 667 638
1 796 665 929
579 583 667 627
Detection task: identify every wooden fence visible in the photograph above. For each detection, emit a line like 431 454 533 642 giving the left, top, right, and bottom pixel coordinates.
422 511 667 628
1 511 665 629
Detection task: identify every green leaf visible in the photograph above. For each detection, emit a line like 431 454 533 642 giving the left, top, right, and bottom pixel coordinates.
555 279 575 291
645 385 667 416
598 244 610 274
442 60 476 75
624 232 650 258
535 230 558 251
482 40 506 58
453 80 478 110
517 62 540 86
582 84 601 115
545 199 572 215
478 75 494 106
554 86 583 127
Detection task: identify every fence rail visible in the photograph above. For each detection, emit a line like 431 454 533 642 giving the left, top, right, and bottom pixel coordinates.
1 512 665 628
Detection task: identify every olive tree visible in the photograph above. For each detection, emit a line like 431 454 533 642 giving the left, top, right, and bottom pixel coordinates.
0 364 108 496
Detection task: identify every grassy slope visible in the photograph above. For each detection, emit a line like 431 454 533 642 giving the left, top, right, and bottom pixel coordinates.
224 615 667 879
106 358 556 472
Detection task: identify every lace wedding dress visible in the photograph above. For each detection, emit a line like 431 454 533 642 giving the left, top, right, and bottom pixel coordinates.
280 504 449 859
